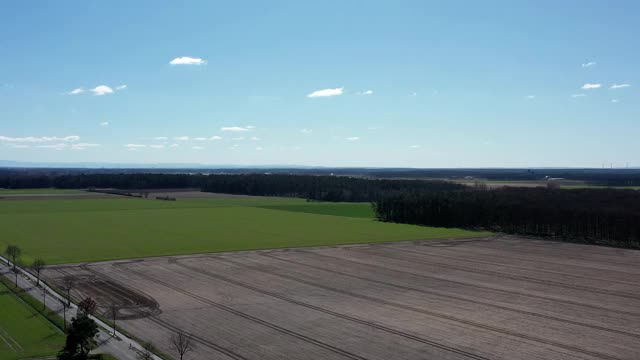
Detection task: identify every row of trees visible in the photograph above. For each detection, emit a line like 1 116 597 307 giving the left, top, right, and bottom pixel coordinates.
200 174 463 202
60 296 195 360
374 187 640 248
1 173 464 202
3 245 195 360
5 245 46 287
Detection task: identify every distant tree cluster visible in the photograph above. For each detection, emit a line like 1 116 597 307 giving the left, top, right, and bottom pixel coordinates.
374 187 640 248
200 174 463 202
0 173 464 202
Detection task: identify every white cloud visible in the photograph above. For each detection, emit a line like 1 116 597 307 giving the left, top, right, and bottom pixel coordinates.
209 136 222 141
71 143 100 150
610 84 630 89
256 146 264 151
526 95 536 99
37 144 68 150
611 99 619 103
169 57 207 65
99 122 109 126
154 136 169 140
227 144 239 150
0 135 79 143
300 129 313 134
571 94 586 98
221 126 252 132
192 146 205 150
149 144 165 149
90 85 114 96
193 137 208 141
35 143 100 151
356 90 373 95
409 92 418 97
174 136 190 141
169 143 179 148
307 87 344 98
232 137 245 141
250 136 260 141
346 136 360 142
7 144 30 149
124 144 146 150
581 83 601 90
581 61 596 68
409 145 422 149
68 88 85 95
68 85 124 96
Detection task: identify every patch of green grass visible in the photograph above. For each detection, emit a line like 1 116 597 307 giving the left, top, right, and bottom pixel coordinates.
257 202 375 218
0 197 488 265
0 276 65 332
0 188 84 195
0 278 64 360
0 197 307 215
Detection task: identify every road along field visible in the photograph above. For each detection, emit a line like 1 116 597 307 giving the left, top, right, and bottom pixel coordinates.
0 279 64 360
0 195 483 264
43 236 640 360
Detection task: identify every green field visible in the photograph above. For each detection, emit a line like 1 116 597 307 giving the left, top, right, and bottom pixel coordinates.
0 188 84 195
0 196 488 264
0 281 64 360
256 202 375 218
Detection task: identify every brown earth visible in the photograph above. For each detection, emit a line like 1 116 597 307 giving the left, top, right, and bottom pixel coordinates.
43 236 640 360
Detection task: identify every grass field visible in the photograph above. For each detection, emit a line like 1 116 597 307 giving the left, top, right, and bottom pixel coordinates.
0 188 84 195
0 196 486 264
0 280 64 360
256 202 375 218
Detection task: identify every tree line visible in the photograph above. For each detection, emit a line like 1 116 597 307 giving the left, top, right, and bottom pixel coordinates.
0 173 464 202
374 187 640 248
3 171 640 245
4 244 195 360
200 174 463 201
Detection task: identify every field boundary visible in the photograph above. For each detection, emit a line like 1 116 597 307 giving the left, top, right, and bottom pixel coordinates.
45 235 496 268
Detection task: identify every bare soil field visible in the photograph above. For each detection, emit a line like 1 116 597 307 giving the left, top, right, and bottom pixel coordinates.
43 236 640 360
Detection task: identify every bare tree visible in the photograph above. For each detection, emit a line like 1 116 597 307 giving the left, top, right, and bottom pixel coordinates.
62 276 75 306
107 304 119 336
171 331 196 360
12 267 18 287
5 244 21 271
78 296 98 315
30 258 46 286
42 287 47 311
136 342 155 360
59 297 69 330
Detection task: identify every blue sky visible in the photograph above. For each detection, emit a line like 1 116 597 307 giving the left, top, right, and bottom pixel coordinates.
0 1 638 167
